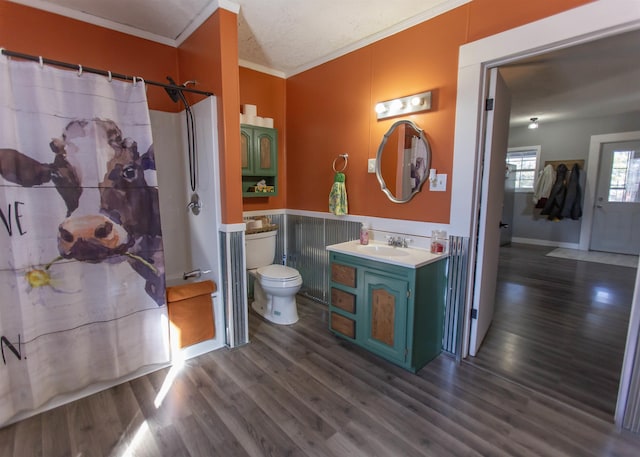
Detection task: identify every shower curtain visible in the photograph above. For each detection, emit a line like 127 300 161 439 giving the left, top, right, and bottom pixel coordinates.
0 55 169 425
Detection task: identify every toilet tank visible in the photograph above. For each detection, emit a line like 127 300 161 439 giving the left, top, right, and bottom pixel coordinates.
245 229 277 269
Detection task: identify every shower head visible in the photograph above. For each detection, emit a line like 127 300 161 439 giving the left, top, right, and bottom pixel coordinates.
165 76 188 106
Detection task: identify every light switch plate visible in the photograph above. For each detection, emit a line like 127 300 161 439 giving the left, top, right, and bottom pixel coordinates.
430 173 447 191
368 158 376 173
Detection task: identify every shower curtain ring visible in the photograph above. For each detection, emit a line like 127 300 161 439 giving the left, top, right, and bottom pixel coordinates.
38 56 44 68
77 64 83 76
332 153 348 172
107 71 112 82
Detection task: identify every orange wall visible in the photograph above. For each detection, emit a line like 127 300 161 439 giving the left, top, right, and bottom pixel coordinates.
239 68 287 211
467 0 594 42
0 2 179 112
287 9 466 222
284 0 594 223
1 0 596 224
178 9 243 223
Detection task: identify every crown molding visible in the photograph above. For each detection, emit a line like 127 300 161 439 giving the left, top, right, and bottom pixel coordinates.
238 59 286 79
9 0 177 46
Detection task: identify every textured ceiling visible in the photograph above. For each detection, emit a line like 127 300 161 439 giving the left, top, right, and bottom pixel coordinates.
10 0 467 76
9 0 640 126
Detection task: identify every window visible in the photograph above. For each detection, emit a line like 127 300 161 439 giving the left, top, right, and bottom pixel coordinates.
506 146 541 191
608 149 640 203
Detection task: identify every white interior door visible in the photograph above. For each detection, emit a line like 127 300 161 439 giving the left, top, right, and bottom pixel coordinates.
590 140 640 255
469 67 511 356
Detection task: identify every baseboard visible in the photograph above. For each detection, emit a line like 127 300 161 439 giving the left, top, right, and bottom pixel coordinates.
511 237 581 250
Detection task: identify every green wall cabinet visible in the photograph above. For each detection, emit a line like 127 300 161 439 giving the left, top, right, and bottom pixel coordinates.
329 251 447 372
241 124 277 197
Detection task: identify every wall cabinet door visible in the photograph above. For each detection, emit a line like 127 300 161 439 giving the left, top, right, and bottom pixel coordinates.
241 125 277 176
253 128 277 176
362 271 408 363
240 127 253 175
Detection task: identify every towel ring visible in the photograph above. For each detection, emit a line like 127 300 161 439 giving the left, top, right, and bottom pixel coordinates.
332 153 348 172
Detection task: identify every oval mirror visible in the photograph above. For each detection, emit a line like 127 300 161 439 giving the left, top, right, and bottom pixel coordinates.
375 120 431 203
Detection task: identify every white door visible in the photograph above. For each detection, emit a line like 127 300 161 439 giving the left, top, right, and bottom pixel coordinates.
590 140 640 255
469 68 511 356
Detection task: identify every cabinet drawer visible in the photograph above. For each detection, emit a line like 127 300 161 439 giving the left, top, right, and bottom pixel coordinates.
330 312 355 339
331 264 356 288
331 288 356 314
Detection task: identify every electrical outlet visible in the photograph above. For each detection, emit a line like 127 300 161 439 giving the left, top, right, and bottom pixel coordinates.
368 158 376 173
430 173 447 191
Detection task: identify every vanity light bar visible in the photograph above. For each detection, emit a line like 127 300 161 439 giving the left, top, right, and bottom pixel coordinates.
375 90 432 120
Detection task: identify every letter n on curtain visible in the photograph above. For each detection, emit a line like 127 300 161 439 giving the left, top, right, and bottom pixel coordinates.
0 55 169 426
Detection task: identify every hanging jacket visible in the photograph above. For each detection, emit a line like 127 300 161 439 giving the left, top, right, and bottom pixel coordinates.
561 163 582 220
533 164 556 207
540 164 568 220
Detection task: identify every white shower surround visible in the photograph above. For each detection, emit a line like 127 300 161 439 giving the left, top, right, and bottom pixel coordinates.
151 97 226 359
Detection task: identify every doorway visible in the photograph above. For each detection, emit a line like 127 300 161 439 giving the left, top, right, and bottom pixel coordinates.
451 2 640 426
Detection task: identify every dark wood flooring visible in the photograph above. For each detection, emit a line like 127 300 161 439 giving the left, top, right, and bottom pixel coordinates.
2 290 640 456
466 243 637 420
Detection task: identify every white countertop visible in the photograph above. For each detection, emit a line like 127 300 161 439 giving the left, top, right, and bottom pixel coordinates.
326 240 447 268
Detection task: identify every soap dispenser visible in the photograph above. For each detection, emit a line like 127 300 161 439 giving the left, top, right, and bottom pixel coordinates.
360 222 370 245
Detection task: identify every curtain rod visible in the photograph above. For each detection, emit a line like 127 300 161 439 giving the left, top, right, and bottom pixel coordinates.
1 48 214 97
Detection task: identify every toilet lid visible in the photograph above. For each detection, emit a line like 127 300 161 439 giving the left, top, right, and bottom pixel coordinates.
257 265 300 280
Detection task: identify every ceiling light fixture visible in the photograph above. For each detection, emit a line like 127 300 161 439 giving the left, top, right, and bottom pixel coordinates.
528 117 539 129
375 90 432 120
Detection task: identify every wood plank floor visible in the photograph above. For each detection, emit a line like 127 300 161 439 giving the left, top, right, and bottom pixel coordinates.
466 243 637 420
2 293 640 456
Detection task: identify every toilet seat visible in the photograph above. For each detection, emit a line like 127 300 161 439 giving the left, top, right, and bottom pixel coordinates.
257 264 300 281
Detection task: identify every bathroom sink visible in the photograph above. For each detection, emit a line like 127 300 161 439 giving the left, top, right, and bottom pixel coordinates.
356 244 410 257
326 240 446 268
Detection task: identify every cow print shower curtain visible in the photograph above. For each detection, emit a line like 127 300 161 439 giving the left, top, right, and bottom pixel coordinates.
0 55 169 425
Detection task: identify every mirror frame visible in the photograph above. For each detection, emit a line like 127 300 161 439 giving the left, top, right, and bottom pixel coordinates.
375 119 432 203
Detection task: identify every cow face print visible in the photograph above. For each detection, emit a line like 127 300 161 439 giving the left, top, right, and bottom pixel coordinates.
0 118 165 305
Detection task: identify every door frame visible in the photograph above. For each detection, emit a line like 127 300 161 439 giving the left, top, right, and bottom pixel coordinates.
579 131 640 250
450 1 640 426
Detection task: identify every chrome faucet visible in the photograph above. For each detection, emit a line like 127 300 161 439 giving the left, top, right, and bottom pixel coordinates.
386 236 411 248
183 268 212 280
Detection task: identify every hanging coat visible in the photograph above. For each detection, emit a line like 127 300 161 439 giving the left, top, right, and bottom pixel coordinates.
533 164 556 208
540 164 568 220
561 163 582 220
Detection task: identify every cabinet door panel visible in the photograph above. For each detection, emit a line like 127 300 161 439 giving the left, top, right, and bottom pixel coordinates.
254 129 277 176
240 129 252 175
259 135 272 169
371 288 395 346
363 272 408 363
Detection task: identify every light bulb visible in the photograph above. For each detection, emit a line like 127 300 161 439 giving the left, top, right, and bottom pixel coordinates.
390 99 404 111
411 96 422 106
528 117 539 129
375 103 387 114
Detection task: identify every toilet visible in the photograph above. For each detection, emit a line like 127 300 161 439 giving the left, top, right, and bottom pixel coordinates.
245 229 302 325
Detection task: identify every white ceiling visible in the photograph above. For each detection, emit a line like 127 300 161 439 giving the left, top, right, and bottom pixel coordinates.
10 0 468 76
9 0 640 127
500 29 640 127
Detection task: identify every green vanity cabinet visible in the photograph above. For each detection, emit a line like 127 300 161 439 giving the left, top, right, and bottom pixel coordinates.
241 124 278 197
329 251 447 372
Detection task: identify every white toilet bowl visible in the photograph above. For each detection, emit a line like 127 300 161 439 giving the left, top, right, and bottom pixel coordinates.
249 264 302 325
245 229 302 325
